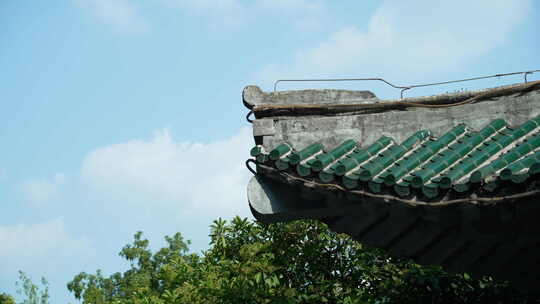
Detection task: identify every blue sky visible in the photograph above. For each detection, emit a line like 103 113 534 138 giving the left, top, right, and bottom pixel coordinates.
1 0 539 303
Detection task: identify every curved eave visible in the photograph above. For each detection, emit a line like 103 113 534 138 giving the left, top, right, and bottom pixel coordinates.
248 175 355 223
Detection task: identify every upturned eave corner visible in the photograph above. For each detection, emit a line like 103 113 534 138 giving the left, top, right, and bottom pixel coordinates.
242 85 264 110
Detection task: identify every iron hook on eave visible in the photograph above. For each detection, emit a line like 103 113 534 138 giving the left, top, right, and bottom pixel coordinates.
246 159 258 175
246 110 254 123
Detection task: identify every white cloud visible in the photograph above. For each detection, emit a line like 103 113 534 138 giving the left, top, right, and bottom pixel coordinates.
257 0 532 85
81 128 253 217
75 0 149 34
19 173 66 204
0 218 93 260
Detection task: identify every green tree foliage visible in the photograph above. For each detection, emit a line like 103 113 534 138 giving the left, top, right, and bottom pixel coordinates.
0 293 16 304
13 271 49 304
68 218 535 304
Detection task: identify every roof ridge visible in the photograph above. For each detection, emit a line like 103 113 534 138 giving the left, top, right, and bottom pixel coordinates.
250 80 540 119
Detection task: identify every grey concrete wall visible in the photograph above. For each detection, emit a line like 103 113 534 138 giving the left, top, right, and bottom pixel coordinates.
254 90 540 151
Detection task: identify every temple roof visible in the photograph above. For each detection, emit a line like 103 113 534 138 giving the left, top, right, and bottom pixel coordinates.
245 79 540 292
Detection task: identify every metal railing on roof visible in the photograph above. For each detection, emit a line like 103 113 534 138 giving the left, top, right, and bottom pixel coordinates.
273 69 540 98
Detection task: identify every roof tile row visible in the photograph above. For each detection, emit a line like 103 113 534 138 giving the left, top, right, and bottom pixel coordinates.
251 116 540 199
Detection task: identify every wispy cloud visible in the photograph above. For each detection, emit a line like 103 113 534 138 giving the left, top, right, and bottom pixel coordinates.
19 173 67 204
81 128 253 217
253 0 327 32
0 218 92 260
255 0 532 87
162 0 248 30
76 0 329 33
75 0 150 34
0 218 95 303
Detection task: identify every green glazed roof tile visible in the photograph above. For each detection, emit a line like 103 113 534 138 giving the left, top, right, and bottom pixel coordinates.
289 143 323 165
256 154 268 163
275 159 289 171
296 163 311 177
483 180 499 192
384 125 465 186
251 115 540 198
500 150 540 180
319 171 335 182
368 180 383 193
250 145 263 157
312 139 357 172
356 131 430 182
409 129 481 188
335 136 393 176
343 173 360 189
511 173 529 184
269 143 292 160
422 183 439 198
296 158 318 177
394 184 411 197
470 133 540 183
530 162 540 174
415 119 507 187
452 183 470 193
319 162 342 182
442 117 540 187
